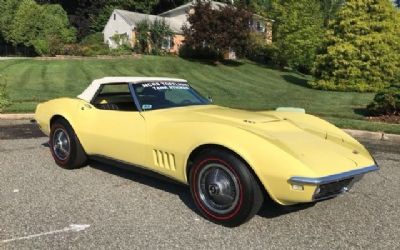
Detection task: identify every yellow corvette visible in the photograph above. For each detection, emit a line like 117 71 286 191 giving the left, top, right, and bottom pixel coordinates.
35 77 378 226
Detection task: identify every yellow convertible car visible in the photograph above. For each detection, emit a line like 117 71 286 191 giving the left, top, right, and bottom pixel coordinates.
35 77 378 226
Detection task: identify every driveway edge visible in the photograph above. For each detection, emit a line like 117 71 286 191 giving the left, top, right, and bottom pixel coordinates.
0 113 35 120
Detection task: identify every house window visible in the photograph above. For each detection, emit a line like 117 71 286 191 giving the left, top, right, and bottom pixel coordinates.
162 36 172 50
248 20 253 28
114 14 116 20
256 21 266 33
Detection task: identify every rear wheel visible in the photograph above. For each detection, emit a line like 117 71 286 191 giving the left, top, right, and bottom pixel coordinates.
189 149 264 227
49 118 87 169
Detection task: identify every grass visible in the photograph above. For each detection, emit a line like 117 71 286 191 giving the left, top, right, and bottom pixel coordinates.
0 55 399 133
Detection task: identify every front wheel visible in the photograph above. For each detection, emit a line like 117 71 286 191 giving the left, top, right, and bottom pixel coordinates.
49 118 87 169
189 149 264 227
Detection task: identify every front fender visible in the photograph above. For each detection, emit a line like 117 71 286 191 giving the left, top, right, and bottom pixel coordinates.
149 121 319 205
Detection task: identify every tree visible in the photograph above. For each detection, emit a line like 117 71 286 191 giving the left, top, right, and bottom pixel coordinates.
183 2 253 58
135 20 151 54
68 0 158 39
134 18 173 55
235 0 273 16
9 0 76 55
312 0 400 92
152 0 191 14
271 0 324 73
0 0 23 42
320 0 345 27
149 19 173 54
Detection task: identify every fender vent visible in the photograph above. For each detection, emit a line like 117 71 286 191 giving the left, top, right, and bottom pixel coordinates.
152 150 176 171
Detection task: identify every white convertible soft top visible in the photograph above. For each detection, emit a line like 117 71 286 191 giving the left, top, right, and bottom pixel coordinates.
77 77 187 102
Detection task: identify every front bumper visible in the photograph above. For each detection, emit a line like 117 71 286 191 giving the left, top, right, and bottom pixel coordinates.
288 165 379 201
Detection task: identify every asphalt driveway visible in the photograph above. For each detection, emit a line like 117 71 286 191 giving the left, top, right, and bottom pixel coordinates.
0 121 399 249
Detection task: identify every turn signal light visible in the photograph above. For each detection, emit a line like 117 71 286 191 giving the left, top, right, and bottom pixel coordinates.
291 184 304 191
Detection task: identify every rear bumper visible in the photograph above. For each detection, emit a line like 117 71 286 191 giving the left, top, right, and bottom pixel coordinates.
288 164 379 201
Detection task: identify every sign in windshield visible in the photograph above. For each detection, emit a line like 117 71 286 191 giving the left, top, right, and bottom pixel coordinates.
141 81 190 90
133 82 210 111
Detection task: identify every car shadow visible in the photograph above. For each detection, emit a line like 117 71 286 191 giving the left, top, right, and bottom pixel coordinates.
0 123 46 140
87 160 200 215
257 197 315 218
41 142 316 220
86 159 315 219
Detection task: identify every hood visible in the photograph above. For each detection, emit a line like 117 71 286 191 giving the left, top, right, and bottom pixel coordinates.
237 110 373 176
193 105 282 124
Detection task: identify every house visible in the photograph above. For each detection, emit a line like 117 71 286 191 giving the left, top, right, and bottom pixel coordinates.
103 1 273 55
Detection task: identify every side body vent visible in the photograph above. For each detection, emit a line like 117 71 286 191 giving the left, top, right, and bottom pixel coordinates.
152 150 176 171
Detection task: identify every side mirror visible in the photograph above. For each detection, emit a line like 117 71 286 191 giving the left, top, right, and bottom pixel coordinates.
208 96 213 103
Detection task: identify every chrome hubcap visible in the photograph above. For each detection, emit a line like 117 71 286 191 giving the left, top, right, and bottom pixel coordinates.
197 163 240 214
52 128 70 161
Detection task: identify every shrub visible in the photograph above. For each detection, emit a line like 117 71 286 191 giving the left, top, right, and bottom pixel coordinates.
179 45 222 60
31 39 50 55
108 44 133 56
367 86 400 116
149 19 173 55
134 20 151 54
61 44 84 56
81 32 110 56
312 0 400 92
0 77 11 112
134 19 173 55
80 32 104 46
271 0 324 73
245 33 273 64
61 33 110 56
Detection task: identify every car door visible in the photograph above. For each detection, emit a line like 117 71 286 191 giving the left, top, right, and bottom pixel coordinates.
76 83 147 166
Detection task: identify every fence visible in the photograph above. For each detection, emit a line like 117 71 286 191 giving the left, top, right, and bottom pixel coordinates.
0 44 36 57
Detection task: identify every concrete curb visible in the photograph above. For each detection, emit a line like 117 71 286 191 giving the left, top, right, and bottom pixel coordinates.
0 113 399 143
343 129 400 143
0 113 35 120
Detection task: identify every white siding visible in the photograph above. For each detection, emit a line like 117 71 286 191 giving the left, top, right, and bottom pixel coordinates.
103 11 133 48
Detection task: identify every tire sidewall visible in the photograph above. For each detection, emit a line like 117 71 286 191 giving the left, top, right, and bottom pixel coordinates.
189 150 261 226
49 121 78 168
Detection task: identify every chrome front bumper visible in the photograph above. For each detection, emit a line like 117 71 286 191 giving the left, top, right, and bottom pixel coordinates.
288 165 379 201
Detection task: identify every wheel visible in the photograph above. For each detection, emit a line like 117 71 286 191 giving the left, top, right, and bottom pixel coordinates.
49 118 87 169
189 149 264 227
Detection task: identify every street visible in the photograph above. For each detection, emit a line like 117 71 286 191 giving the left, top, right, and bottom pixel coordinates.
1 121 399 249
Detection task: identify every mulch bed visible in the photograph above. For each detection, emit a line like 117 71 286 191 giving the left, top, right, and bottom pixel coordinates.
366 115 400 124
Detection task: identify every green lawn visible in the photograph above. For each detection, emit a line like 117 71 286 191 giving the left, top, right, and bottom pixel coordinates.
1 56 399 133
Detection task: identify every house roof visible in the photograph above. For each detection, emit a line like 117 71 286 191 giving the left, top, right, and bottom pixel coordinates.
159 1 227 16
158 1 274 22
77 77 187 102
115 9 183 34
115 9 160 26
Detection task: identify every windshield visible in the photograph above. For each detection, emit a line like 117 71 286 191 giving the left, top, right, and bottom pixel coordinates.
132 81 210 111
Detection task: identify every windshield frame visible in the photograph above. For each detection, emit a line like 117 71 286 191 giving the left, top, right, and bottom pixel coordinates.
129 81 210 112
